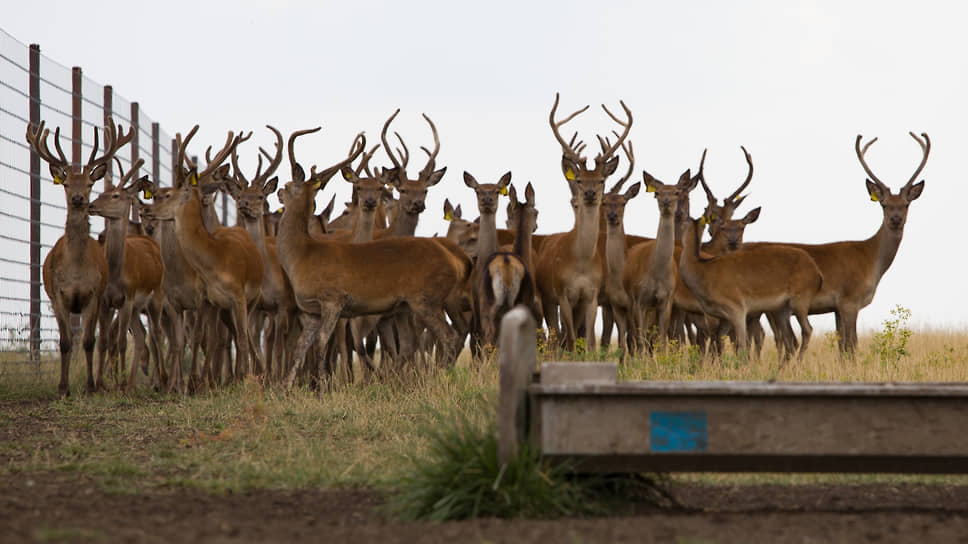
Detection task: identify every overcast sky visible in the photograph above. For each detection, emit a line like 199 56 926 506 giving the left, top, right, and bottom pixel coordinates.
4 1 965 332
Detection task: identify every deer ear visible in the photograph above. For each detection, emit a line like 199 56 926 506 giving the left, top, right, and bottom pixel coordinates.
341 166 356 183
903 180 925 202
498 171 512 194
742 207 761 224
89 163 108 182
642 171 658 192
425 167 446 187
602 156 620 177
49 164 68 184
263 177 279 195
865 179 885 202
525 182 535 205
443 198 455 221
561 157 580 181
625 182 641 200
462 171 478 189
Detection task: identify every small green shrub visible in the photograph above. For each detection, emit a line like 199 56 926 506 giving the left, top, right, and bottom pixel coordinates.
869 305 913 372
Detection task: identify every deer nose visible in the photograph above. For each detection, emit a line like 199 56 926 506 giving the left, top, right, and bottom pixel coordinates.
412 201 425 213
583 189 596 201
71 195 85 207
363 197 377 209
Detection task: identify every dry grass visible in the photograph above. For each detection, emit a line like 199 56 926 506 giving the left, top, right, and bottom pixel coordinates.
2 312 967 493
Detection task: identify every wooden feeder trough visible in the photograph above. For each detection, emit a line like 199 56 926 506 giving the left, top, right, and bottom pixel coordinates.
497 307 968 474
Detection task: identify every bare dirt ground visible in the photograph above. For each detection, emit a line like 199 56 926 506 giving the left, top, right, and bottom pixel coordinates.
4 472 968 543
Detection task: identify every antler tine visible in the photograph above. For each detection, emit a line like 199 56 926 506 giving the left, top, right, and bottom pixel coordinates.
230 139 250 187
27 122 68 170
419 113 440 180
287 126 322 180
855 134 886 188
117 157 146 188
198 131 237 179
177 125 200 169
92 121 135 171
726 145 754 202
549 92 590 160
697 149 715 204
51 126 71 169
393 131 410 168
905 131 931 187
608 133 635 194
312 132 367 184
355 144 380 177
84 124 101 171
380 109 402 170
255 125 284 184
599 99 632 159
697 147 707 180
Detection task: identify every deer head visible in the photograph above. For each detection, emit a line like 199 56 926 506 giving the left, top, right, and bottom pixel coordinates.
463 171 511 215
277 128 366 220
339 142 389 215
856 132 929 233
643 168 700 219
550 93 632 207
227 125 284 224
602 181 641 228
699 146 753 240
506 183 538 234
380 110 446 217
88 157 150 220
26 118 134 211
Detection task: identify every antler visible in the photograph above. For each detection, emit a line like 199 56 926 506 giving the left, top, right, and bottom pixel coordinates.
418 113 440 181
355 143 382 177
549 92 590 161
697 149 717 204
309 132 367 187
608 133 635 194
380 109 404 170
855 134 885 188
905 132 931 188
288 126 322 182
598 99 632 160
725 146 753 202
253 125 284 189
114 156 146 189
198 130 239 179
176 125 200 172
25 121 68 170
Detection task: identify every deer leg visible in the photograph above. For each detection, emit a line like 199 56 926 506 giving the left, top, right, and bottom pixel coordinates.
747 313 765 359
166 307 186 394
794 307 813 362
581 293 598 352
840 306 859 356
285 307 342 392
411 305 460 368
600 301 614 351
51 302 74 396
558 297 577 351
79 298 102 394
656 295 675 349
94 305 113 390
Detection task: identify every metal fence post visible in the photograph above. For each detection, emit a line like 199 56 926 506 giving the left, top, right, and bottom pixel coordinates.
28 44 41 361
103 85 113 188
69 67 82 337
151 122 160 185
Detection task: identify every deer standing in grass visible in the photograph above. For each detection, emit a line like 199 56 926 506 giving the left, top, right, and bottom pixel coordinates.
276 130 470 391
146 128 264 386
535 93 632 351
679 213 822 362
600 178 641 360
88 158 165 392
28 120 131 395
743 133 929 355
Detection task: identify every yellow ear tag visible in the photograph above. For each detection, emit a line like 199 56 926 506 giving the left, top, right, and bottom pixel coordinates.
189 172 199 186
143 188 153 200
499 186 508 196
53 175 63 185
869 192 879 202
734 195 743 202
311 180 321 190
444 211 453 221
646 184 656 193
565 168 576 181
699 216 708 226
343 171 352 180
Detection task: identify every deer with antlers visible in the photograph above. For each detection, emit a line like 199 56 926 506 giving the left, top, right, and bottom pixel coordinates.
146 127 263 386
27 119 133 395
535 93 633 351
88 157 165 392
276 129 470 391
743 133 929 355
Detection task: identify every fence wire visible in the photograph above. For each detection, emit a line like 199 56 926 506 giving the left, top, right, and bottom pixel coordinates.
0 27 232 379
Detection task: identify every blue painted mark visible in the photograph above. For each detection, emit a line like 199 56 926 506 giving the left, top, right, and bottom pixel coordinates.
650 411 708 452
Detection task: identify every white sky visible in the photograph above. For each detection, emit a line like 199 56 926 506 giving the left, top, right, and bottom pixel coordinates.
4 0 965 332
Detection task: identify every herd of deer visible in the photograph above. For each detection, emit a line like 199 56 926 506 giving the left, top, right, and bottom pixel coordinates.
26 93 929 396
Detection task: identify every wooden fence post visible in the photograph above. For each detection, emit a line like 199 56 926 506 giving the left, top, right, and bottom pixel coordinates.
103 85 113 188
28 44 41 361
498 305 536 466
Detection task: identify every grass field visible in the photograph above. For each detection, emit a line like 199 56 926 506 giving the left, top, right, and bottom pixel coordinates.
3 309 968 498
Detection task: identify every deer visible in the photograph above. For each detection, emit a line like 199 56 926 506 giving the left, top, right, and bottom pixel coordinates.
462 170 512 349
145 127 264 387
622 167 700 355
27 119 132 395
274 130 471 391
534 93 632 352
743 132 929 355
226 125 295 381
599 175 641 360
678 212 823 362
88 157 165 393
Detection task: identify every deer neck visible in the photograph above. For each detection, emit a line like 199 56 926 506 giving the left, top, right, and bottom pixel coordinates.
101 210 131 285
201 199 221 232
64 206 93 262
388 209 419 237
173 190 220 274
240 213 268 255
604 221 625 288
572 200 601 261
352 209 377 242
514 218 534 272
869 220 905 283
477 211 498 261
650 211 677 271
276 188 316 271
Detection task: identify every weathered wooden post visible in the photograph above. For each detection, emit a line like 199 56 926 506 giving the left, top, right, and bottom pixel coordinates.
497 305 536 466
28 44 41 361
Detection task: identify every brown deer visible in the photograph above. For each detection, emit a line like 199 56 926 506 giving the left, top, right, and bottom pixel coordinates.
623 169 700 353
226 125 294 380
744 132 929 355
275 130 470 391
28 120 131 395
534 93 632 351
599 177 641 360
146 128 264 386
679 215 822 361
88 158 165 392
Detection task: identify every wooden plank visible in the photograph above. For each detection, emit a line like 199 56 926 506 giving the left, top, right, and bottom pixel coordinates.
532 381 968 397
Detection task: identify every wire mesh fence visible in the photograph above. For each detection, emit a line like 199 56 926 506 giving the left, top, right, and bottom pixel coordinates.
0 28 234 379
